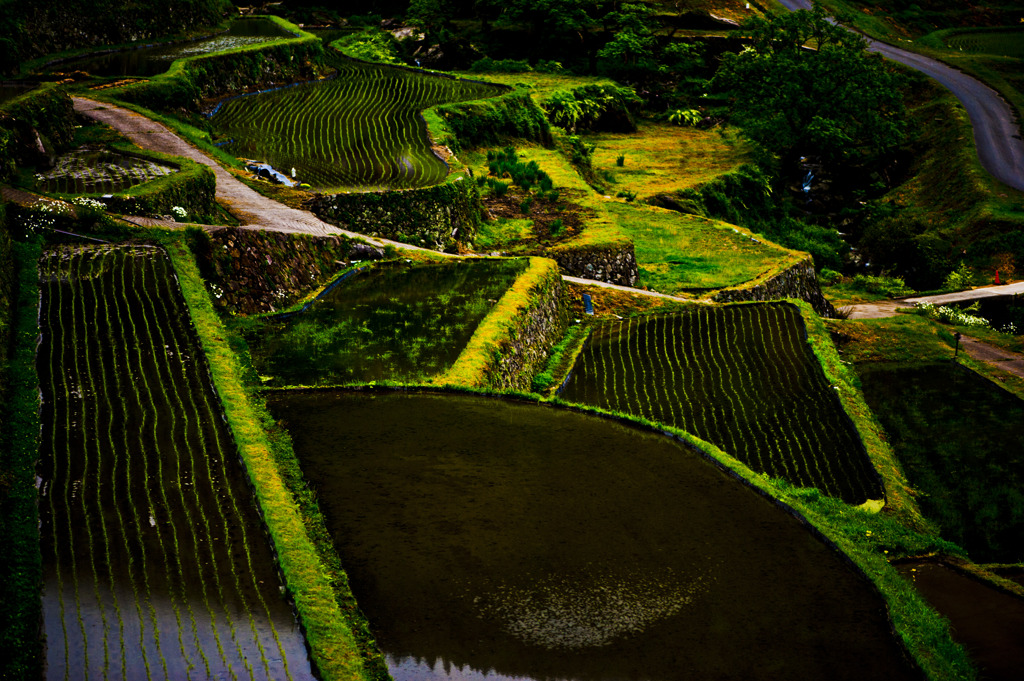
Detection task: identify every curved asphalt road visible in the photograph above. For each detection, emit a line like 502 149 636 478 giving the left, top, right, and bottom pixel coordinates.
776 0 1024 191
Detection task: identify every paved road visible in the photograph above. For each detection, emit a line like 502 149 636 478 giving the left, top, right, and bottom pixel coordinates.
776 0 1024 192
847 281 1024 319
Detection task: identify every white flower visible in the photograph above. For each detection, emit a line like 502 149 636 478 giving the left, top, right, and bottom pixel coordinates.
171 206 187 219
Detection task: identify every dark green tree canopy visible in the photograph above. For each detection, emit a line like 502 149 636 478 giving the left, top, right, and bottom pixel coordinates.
713 3 908 166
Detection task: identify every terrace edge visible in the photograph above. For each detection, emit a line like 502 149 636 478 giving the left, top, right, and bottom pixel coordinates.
437 256 569 391
162 233 375 681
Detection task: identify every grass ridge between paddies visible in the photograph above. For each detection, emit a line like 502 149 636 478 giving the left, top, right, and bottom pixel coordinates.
164 236 374 681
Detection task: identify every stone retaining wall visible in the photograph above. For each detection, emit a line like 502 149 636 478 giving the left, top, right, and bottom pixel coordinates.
307 177 480 252
189 227 377 315
548 242 639 287
713 257 836 318
442 257 569 391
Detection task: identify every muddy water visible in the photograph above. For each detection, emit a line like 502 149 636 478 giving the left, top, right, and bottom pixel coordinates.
898 561 1024 681
269 390 920 681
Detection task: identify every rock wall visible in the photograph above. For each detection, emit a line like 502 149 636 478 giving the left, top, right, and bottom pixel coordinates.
189 227 378 314
442 258 569 392
487 267 570 391
548 242 639 287
307 177 481 252
713 257 837 318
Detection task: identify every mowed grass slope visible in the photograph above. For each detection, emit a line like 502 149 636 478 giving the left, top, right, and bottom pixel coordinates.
212 56 506 191
467 139 795 293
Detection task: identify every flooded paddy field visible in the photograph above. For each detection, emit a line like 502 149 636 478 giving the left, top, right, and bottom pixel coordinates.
37 245 314 681
36 149 177 195
268 389 919 681
857 361 1024 563
236 258 526 387
45 18 294 78
898 561 1024 681
559 303 882 504
210 56 506 190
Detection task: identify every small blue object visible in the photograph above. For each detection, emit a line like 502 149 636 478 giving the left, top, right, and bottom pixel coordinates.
583 293 594 315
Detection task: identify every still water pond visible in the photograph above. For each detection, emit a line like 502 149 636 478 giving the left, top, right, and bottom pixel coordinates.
269 390 919 681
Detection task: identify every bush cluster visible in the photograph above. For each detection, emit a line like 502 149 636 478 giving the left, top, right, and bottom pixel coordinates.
850 274 915 298
487 146 553 192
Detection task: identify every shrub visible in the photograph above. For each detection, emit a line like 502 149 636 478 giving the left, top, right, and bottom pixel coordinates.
819 268 842 285
469 57 532 73
616 154 626 167
850 274 915 298
942 262 975 291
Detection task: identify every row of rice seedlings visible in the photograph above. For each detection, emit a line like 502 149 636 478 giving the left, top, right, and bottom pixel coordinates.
145 253 291 680
38 245 306 680
561 304 881 504
212 58 504 190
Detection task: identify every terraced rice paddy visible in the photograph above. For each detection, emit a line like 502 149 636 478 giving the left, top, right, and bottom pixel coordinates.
36 245 314 681
944 30 1024 58
268 390 919 681
237 258 526 386
211 57 506 190
37 149 177 195
48 18 295 78
858 361 1024 562
560 303 882 504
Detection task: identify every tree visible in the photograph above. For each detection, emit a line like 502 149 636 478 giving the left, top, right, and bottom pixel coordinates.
713 2 907 168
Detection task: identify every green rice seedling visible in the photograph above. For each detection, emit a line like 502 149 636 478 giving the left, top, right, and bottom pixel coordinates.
561 303 883 504
212 57 506 191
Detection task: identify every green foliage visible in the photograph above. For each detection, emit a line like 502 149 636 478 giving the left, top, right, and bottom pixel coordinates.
487 146 553 192
469 57 532 73
819 268 842 285
435 88 552 151
331 29 404 65
667 108 702 127
713 2 908 165
0 240 43 681
615 153 625 167
541 83 641 134
850 274 915 298
942 262 975 291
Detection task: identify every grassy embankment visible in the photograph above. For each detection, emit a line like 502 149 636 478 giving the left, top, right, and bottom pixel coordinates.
161 231 382 681
435 256 563 388
0 235 43 681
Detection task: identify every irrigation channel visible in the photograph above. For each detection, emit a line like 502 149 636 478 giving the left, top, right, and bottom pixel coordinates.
210 56 506 190
560 303 882 505
268 389 919 681
36 245 314 681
